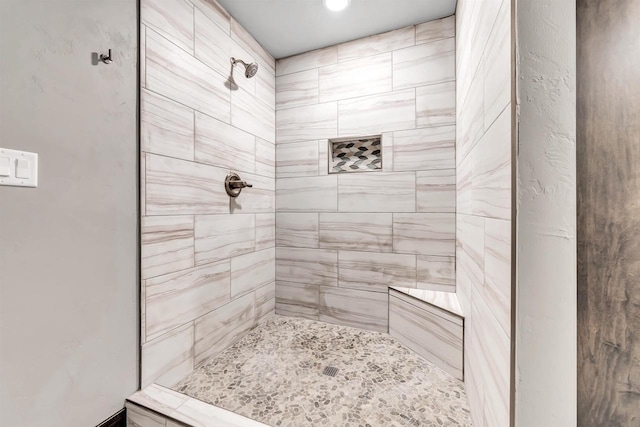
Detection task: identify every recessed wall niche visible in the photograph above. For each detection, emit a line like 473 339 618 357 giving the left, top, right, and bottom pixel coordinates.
328 135 382 174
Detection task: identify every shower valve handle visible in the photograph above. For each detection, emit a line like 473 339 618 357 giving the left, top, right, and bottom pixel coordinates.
225 172 252 198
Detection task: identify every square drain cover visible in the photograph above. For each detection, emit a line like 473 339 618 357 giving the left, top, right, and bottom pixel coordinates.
323 366 339 377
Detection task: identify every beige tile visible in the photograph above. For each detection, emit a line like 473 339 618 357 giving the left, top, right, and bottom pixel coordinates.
393 38 455 90
275 69 318 110
276 46 337 76
230 18 275 75
338 250 416 292
484 218 511 337
142 0 194 53
275 213 319 248
416 15 455 44
231 248 275 299
393 126 455 172
275 281 319 320
276 102 338 143
195 214 255 264
319 213 392 252
141 322 194 388
255 281 276 324
319 53 392 103
231 87 275 143
319 287 388 332
126 402 167 427
192 0 230 34
337 26 415 62
255 138 275 178
338 89 415 136
393 213 456 256
417 256 456 291
416 81 456 128
483 0 511 130
276 247 337 286
255 213 275 250
416 169 456 213
276 140 319 178
229 172 275 214
337 172 415 212
146 261 231 341
276 175 337 212
141 215 194 280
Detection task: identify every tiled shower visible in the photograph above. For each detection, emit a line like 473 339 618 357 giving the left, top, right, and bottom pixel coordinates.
136 0 512 425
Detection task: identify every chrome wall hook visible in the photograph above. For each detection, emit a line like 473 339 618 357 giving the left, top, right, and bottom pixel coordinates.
100 49 113 64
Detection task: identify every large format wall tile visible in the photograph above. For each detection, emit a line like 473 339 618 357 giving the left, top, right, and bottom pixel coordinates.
275 281 319 319
337 172 415 212
276 102 337 143
276 247 337 286
417 255 455 291
145 261 231 341
416 15 455 44
256 68 276 109
276 141 319 178
231 87 276 143
275 69 319 110
195 214 255 264
194 8 238 80
484 218 510 337
255 213 275 250
319 287 388 332
255 282 276 324
192 0 230 34
393 213 456 256
338 89 416 136
230 18 276 75
232 173 275 214
416 169 456 213
318 53 392 102
337 26 415 62
142 0 194 53
393 38 455 90
416 81 456 128
255 138 275 178
230 248 275 299
319 213 392 252
275 213 319 248
393 126 456 172
456 214 485 314
276 46 337 76
142 322 194 388
338 250 416 292
142 215 194 280
483 0 510 129
276 175 337 212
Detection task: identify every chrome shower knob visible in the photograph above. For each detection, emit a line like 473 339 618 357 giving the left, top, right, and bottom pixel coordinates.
225 172 253 198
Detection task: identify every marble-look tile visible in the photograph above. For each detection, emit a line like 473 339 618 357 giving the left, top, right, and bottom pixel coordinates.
390 287 463 320
276 140 319 178
142 0 194 53
141 279 147 344
255 138 275 178
319 287 388 332
141 215 194 280
455 214 485 315
141 322 194 388
256 67 276 109
458 59 484 161
338 250 416 292
169 392 269 427
389 292 463 379
127 384 189 415
141 25 147 88
146 261 231 341
393 126 456 172
484 218 511 337
146 28 230 122
276 46 337 76
275 281 319 320
230 248 275 299
416 169 456 213
276 247 337 286
275 69 318 110
126 402 167 427
276 102 337 143
255 281 276 324
338 89 415 136
337 172 415 212
416 81 456 128
194 8 233 79
230 18 276 75
381 132 393 172
318 140 328 175
231 87 275 143
194 292 255 365
194 111 255 174
255 213 275 250
194 214 255 264
230 172 275 214
141 154 147 216
483 1 511 129
318 53 392 102
141 89 194 161
319 213 392 252
417 255 456 291
393 38 455 90
191 0 230 35
456 144 474 215
393 213 456 256
337 26 415 62
276 175 337 212
416 15 455 44
275 213 319 248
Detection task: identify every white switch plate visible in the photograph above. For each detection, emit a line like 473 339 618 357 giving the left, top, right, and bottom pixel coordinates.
0 148 38 187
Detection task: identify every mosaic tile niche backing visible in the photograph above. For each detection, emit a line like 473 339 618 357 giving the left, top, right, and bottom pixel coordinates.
330 136 382 173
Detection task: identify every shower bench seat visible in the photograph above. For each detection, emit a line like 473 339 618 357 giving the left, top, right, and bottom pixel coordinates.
388 287 464 381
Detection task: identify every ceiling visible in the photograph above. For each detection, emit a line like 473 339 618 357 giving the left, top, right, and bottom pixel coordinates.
217 0 457 59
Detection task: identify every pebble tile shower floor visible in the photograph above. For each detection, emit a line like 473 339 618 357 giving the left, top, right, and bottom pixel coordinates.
173 316 472 427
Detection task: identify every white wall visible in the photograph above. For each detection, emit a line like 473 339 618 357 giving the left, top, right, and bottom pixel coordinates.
0 1 138 426
516 0 577 426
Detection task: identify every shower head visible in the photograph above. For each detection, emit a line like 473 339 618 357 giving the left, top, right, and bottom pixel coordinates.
231 57 259 79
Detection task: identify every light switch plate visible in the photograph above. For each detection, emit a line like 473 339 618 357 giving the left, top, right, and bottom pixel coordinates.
0 148 38 187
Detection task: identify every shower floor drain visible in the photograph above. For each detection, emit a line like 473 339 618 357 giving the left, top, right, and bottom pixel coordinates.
322 366 339 377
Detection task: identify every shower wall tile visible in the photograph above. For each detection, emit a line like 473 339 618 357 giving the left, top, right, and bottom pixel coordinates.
416 81 456 128
319 213 392 252
483 0 510 129
393 213 456 256
275 281 319 320
381 132 394 172
142 0 194 54
319 287 388 332
392 38 456 90
192 0 230 34
256 68 276 109
276 175 338 212
276 46 338 76
276 247 338 286
338 89 416 136
276 141 319 178
484 218 511 337
146 27 230 122
276 102 338 143
337 26 415 62
416 169 456 213
318 140 329 175
275 213 319 248
457 61 485 161
231 248 276 299
456 214 485 315
416 15 455 44
417 255 455 291
141 89 194 161
195 111 255 174
141 25 147 88
318 53 392 102
337 172 415 212
231 87 276 143
142 322 194 388
255 138 276 178
145 261 231 341
126 402 167 427
392 126 456 172
230 18 276 75
255 282 276 324
338 250 416 292
255 213 275 250
194 214 255 265
141 215 194 280
194 8 234 79
275 69 319 110
233 173 275 214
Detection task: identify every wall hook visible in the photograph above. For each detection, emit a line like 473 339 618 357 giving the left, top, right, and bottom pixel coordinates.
100 49 113 64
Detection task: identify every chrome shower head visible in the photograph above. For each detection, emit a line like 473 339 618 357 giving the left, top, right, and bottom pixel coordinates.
231 57 259 79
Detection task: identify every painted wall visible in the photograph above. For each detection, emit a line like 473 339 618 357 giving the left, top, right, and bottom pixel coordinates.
273 17 457 332
455 0 512 426
516 1 577 426
139 0 276 388
0 1 138 426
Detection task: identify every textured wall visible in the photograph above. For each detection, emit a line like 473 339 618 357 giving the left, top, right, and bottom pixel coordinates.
455 0 512 426
273 16 457 332
0 1 138 426
139 0 276 387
